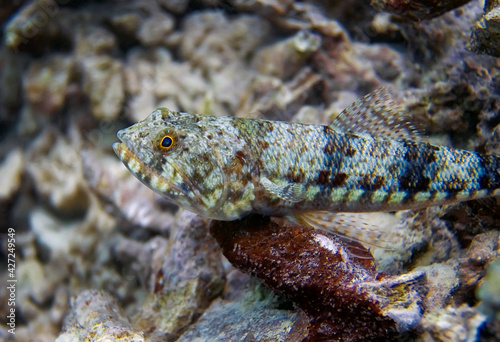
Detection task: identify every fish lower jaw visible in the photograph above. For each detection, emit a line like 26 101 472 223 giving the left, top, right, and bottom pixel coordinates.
113 142 209 216
113 142 144 175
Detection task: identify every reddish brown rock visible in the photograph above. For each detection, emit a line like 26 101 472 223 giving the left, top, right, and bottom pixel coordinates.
210 215 425 341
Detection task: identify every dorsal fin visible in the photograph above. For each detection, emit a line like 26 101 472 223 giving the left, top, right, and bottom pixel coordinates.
329 88 421 141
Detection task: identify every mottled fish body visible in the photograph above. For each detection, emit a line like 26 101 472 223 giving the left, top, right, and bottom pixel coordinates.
113 91 500 221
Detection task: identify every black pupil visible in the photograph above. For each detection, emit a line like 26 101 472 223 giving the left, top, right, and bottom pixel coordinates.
161 136 173 148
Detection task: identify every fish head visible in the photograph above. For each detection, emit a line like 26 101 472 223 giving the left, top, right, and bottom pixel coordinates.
113 108 248 219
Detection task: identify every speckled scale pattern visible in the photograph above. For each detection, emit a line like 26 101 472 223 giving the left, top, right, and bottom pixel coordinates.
234 117 500 214
114 107 500 220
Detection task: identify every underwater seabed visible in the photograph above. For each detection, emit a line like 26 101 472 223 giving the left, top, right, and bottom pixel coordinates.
1 0 500 341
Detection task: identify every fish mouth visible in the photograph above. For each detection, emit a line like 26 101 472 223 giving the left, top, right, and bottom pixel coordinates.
113 141 151 182
112 141 201 212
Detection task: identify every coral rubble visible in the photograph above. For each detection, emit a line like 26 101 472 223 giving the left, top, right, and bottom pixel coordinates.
56 290 146 342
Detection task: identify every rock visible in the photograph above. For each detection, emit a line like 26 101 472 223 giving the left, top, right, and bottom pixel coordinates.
177 289 300 342
210 215 426 341
55 290 146 342
252 30 321 80
26 129 89 216
0 148 23 200
370 0 473 20
181 12 270 72
75 26 118 56
4 0 70 54
82 56 125 120
136 12 175 47
477 259 500 319
133 210 225 336
157 0 190 14
469 7 500 57
420 305 487 342
23 55 74 115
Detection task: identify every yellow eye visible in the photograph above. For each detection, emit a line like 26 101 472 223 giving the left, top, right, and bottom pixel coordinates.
159 135 175 151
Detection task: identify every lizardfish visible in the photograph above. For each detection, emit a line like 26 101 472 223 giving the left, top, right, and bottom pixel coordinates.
113 89 500 221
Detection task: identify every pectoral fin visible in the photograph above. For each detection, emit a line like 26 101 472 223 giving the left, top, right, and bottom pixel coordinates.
293 211 402 250
260 177 306 203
